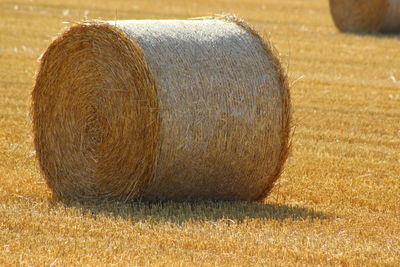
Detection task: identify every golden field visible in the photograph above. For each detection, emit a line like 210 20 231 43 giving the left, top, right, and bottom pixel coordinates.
0 0 399 265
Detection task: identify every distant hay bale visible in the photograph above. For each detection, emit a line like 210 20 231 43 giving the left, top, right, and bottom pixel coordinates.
329 0 400 33
32 16 291 202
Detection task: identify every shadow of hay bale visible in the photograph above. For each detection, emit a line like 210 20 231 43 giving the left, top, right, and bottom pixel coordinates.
55 198 329 224
338 31 400 39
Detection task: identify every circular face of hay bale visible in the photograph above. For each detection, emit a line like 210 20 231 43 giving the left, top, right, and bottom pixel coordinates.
32 16 291 202
32 24 160 201
329 0 388 32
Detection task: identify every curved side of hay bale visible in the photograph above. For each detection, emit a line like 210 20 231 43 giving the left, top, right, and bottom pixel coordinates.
381 0 400 32
216 16 292 201
32 16 291 202
329 0 388 33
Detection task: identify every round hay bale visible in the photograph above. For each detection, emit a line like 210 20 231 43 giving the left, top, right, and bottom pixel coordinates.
329 0 400 33
32 16 291 202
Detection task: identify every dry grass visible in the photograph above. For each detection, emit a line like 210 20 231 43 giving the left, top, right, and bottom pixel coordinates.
0 0 399 265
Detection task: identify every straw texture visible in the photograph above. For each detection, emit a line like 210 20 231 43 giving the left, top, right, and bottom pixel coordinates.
32 16 291 202
329 0 400 33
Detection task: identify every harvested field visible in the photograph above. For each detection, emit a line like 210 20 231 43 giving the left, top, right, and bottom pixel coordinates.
0 0 399 265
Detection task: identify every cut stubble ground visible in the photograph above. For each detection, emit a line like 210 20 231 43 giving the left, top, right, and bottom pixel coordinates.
0 0 399 265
